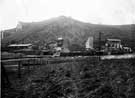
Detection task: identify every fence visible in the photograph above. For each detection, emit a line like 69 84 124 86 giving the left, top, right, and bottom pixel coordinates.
1 56 100 78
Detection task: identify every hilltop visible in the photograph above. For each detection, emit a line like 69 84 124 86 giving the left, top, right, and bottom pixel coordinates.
2 16 135 51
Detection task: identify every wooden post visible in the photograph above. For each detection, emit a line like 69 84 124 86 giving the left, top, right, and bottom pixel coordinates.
27 60 30 73
40 58 42 65
1 63 11 88
18 61 21 78
46 60 48 65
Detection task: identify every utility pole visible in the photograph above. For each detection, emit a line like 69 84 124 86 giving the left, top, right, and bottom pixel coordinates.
98 32 102 52
131 24 135 51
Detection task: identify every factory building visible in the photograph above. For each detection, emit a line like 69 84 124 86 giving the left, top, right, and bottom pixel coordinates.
105 39 122 49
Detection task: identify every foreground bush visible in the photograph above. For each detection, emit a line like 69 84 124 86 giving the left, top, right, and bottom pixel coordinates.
3 59 135 98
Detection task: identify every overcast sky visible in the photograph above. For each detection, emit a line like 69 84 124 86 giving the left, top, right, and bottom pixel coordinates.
0 0 135 30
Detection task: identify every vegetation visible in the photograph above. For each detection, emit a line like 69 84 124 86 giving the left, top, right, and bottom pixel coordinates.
2 58 135 98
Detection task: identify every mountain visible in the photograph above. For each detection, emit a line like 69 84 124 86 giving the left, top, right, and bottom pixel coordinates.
1 16 135 51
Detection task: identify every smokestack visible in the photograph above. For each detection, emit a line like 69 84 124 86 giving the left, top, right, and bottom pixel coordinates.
98 32 102 51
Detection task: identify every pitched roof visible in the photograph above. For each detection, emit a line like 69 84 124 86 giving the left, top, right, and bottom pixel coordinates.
8 44 32 47
107 39 121 42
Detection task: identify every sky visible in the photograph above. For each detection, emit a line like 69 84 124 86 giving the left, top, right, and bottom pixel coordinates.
0 0 135 30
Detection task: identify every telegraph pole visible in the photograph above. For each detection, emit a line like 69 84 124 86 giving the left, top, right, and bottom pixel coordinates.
131 24 135 51
98 32 102 52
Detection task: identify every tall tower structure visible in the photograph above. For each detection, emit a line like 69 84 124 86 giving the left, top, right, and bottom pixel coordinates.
85 36 94 50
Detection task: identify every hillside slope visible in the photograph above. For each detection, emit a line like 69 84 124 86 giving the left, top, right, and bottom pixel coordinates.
2 16 135 50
